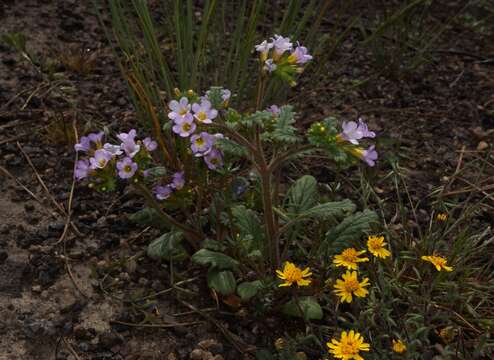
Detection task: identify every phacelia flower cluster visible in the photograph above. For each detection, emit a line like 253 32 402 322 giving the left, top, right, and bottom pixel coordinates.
74 130 157 190
308 117 379 167
168 89 228 172
255 35 312 86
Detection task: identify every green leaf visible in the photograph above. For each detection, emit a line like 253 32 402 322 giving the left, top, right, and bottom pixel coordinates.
191 249 239 270
207 268 236 295
286 175 318 214
144 166 167 177
216 138 248 157
295 199 356 220
237 280 263 301
129 207 167 229
320 209 379 255
147 231 186 261
231 205 264 253
282 296 323 320
240 110 271 128
270 105 300 144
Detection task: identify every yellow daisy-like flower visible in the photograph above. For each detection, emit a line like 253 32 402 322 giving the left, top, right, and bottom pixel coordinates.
436 213 448 221
392 339 407 353
333 248 369 270
421 254 453 272
366 236 391 259
276 262 312 287
333 271 370 303
327 330 370 360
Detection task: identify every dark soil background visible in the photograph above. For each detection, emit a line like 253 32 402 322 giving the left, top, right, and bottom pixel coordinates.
0 1 493 359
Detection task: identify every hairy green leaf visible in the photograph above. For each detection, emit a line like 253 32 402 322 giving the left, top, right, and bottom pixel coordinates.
286 175 318 215
147 231 186 261
237 280 263 301
320 209 379 255
282 296 323 320
207 268 236 295
191 249 239 270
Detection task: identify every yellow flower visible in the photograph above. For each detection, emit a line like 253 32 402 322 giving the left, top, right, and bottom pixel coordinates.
421 254 453 272
436 213 448 221
392 339 407 353
333 248 369 270
276 262 312 287
438 327 457 343
366 236 391 259
327 330 370 360
333 271 370 303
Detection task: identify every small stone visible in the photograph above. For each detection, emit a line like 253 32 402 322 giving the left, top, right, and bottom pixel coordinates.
167 353 178 360
472 126 488 140
189 349 205 360
198 339 223 354
477 141 489 151
32 285 42 293
212 356 224 360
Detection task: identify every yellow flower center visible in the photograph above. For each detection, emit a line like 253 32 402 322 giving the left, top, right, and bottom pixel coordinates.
368 237 382 251
341 340 359 355
195 138 205 146
99 159 106 167
433 257 446 266
343 278 360 292
197 111 207 121
179 108 188 116
284 266 304 283
341 248 358 262
182 123 191 131
124 165 132 173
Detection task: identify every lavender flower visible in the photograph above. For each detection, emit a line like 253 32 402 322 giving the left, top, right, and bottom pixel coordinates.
116 157 138 179
74 136 91 152
103 143 123 156
88 132 104 144
357 118 376 138
255 40 273 61
271 35 292 57
89 149 113 169
288 44 313 64
74 159 90 180
204 149 224 170
168 97 193 122
121 138 141 158
143 137 158 152
154 185 173 200
352 145 378 167
172 117 196 138
221 89 231 103
171 171 185 190
192 100 218 124
264 59 277 73
267 105 281 116
340 119 375 145
190 132 214 156
362 145 378 166
117 129 137 143
255 40 273 53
